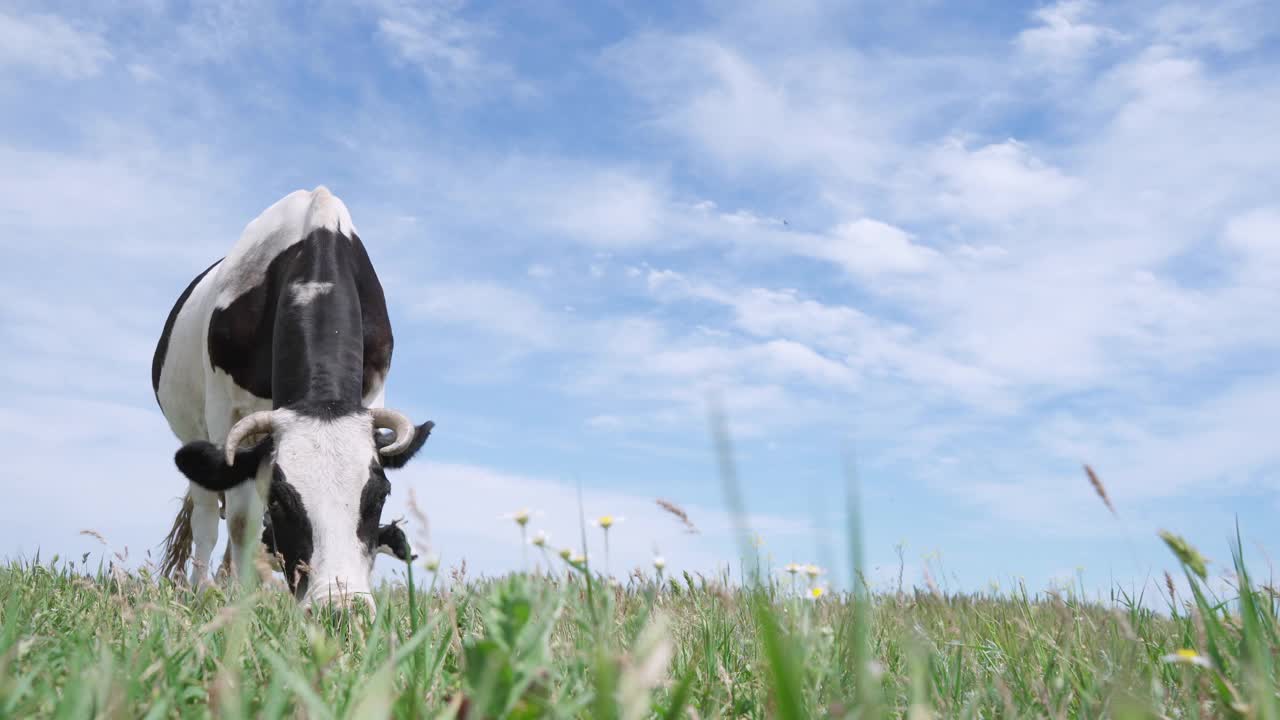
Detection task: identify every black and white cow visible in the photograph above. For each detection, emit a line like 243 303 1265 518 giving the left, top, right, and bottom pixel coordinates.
151 186 432 610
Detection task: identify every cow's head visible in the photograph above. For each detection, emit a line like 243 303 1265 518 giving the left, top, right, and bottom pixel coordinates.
174 406 432 610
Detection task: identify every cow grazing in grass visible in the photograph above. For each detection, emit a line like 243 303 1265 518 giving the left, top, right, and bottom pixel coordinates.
151 186 433 610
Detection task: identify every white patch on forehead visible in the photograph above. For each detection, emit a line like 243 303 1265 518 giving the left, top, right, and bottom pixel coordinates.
271 408 377 603
214 186 359 308
290 281 335 306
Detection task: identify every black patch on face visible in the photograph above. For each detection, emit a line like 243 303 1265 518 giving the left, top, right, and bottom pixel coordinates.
374 420 435 470
263 465 314 599
357 463 391 556
173 436 273 492
152 258 222 404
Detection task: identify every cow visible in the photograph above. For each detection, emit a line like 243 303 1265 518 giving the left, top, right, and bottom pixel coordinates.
151 186 433 610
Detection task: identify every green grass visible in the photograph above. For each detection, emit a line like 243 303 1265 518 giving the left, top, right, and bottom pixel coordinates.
0 529 1276 719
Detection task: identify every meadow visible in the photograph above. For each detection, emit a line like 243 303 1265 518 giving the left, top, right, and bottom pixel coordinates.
2 421 1277 719
1 510 1277 718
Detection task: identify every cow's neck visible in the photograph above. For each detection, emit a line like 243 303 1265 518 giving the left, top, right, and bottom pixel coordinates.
270 232 366 416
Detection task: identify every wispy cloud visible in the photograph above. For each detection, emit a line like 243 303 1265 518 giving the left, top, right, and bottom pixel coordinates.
373 0 534 100
0 10 112 79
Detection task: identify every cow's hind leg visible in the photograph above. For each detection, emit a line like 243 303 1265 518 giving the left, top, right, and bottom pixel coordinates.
188 483 221 587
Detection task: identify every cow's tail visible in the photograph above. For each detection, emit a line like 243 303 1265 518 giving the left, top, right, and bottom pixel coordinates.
159 492 194 582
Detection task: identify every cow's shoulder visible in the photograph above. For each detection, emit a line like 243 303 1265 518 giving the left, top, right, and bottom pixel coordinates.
207 241 306 399
216 187 358 308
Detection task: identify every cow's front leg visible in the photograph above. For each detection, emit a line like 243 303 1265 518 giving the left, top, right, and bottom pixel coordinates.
188 484 221 588
223 482 266 583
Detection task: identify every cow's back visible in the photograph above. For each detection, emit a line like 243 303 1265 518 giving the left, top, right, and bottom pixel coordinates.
152 187 380 443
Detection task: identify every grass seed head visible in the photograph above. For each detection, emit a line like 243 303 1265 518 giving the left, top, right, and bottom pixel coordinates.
1158 530 1208 580
655 498 699 534
1083 464 1116 516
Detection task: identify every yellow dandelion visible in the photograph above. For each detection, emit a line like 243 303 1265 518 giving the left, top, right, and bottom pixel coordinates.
593 514 623 529
1161 648 1211 668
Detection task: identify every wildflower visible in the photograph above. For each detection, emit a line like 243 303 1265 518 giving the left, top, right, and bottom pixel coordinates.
501 509 533 527
530 530 549 548
1162 649 1211 668
653 555 666 571
422 553 440 573
783 562 803 575
804 564 823 579
593 514 622 576
570 553 587 565
558 547 572 561
809 586 825 600
593 514 623 529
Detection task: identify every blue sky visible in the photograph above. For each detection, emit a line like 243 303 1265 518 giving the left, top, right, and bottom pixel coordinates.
1 0 1277 600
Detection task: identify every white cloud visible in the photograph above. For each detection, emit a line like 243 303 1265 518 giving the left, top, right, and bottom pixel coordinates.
1015 0 1115 72
644 269 1009 409
922 138 1080 223
0 10 112 79
810 219 941 277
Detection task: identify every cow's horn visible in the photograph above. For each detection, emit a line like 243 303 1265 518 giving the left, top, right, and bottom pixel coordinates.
371 408 415 456
224 411 277 465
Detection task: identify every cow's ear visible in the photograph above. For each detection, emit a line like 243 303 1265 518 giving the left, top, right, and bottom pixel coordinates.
376 522 415 561
375 421 433 470
175 438 272 491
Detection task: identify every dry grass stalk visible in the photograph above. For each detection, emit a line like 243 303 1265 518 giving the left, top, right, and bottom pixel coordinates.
922 564 941 596
655 498 700 534
1083 465 1116 516
1164 571 1178 606
79 529 107 545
